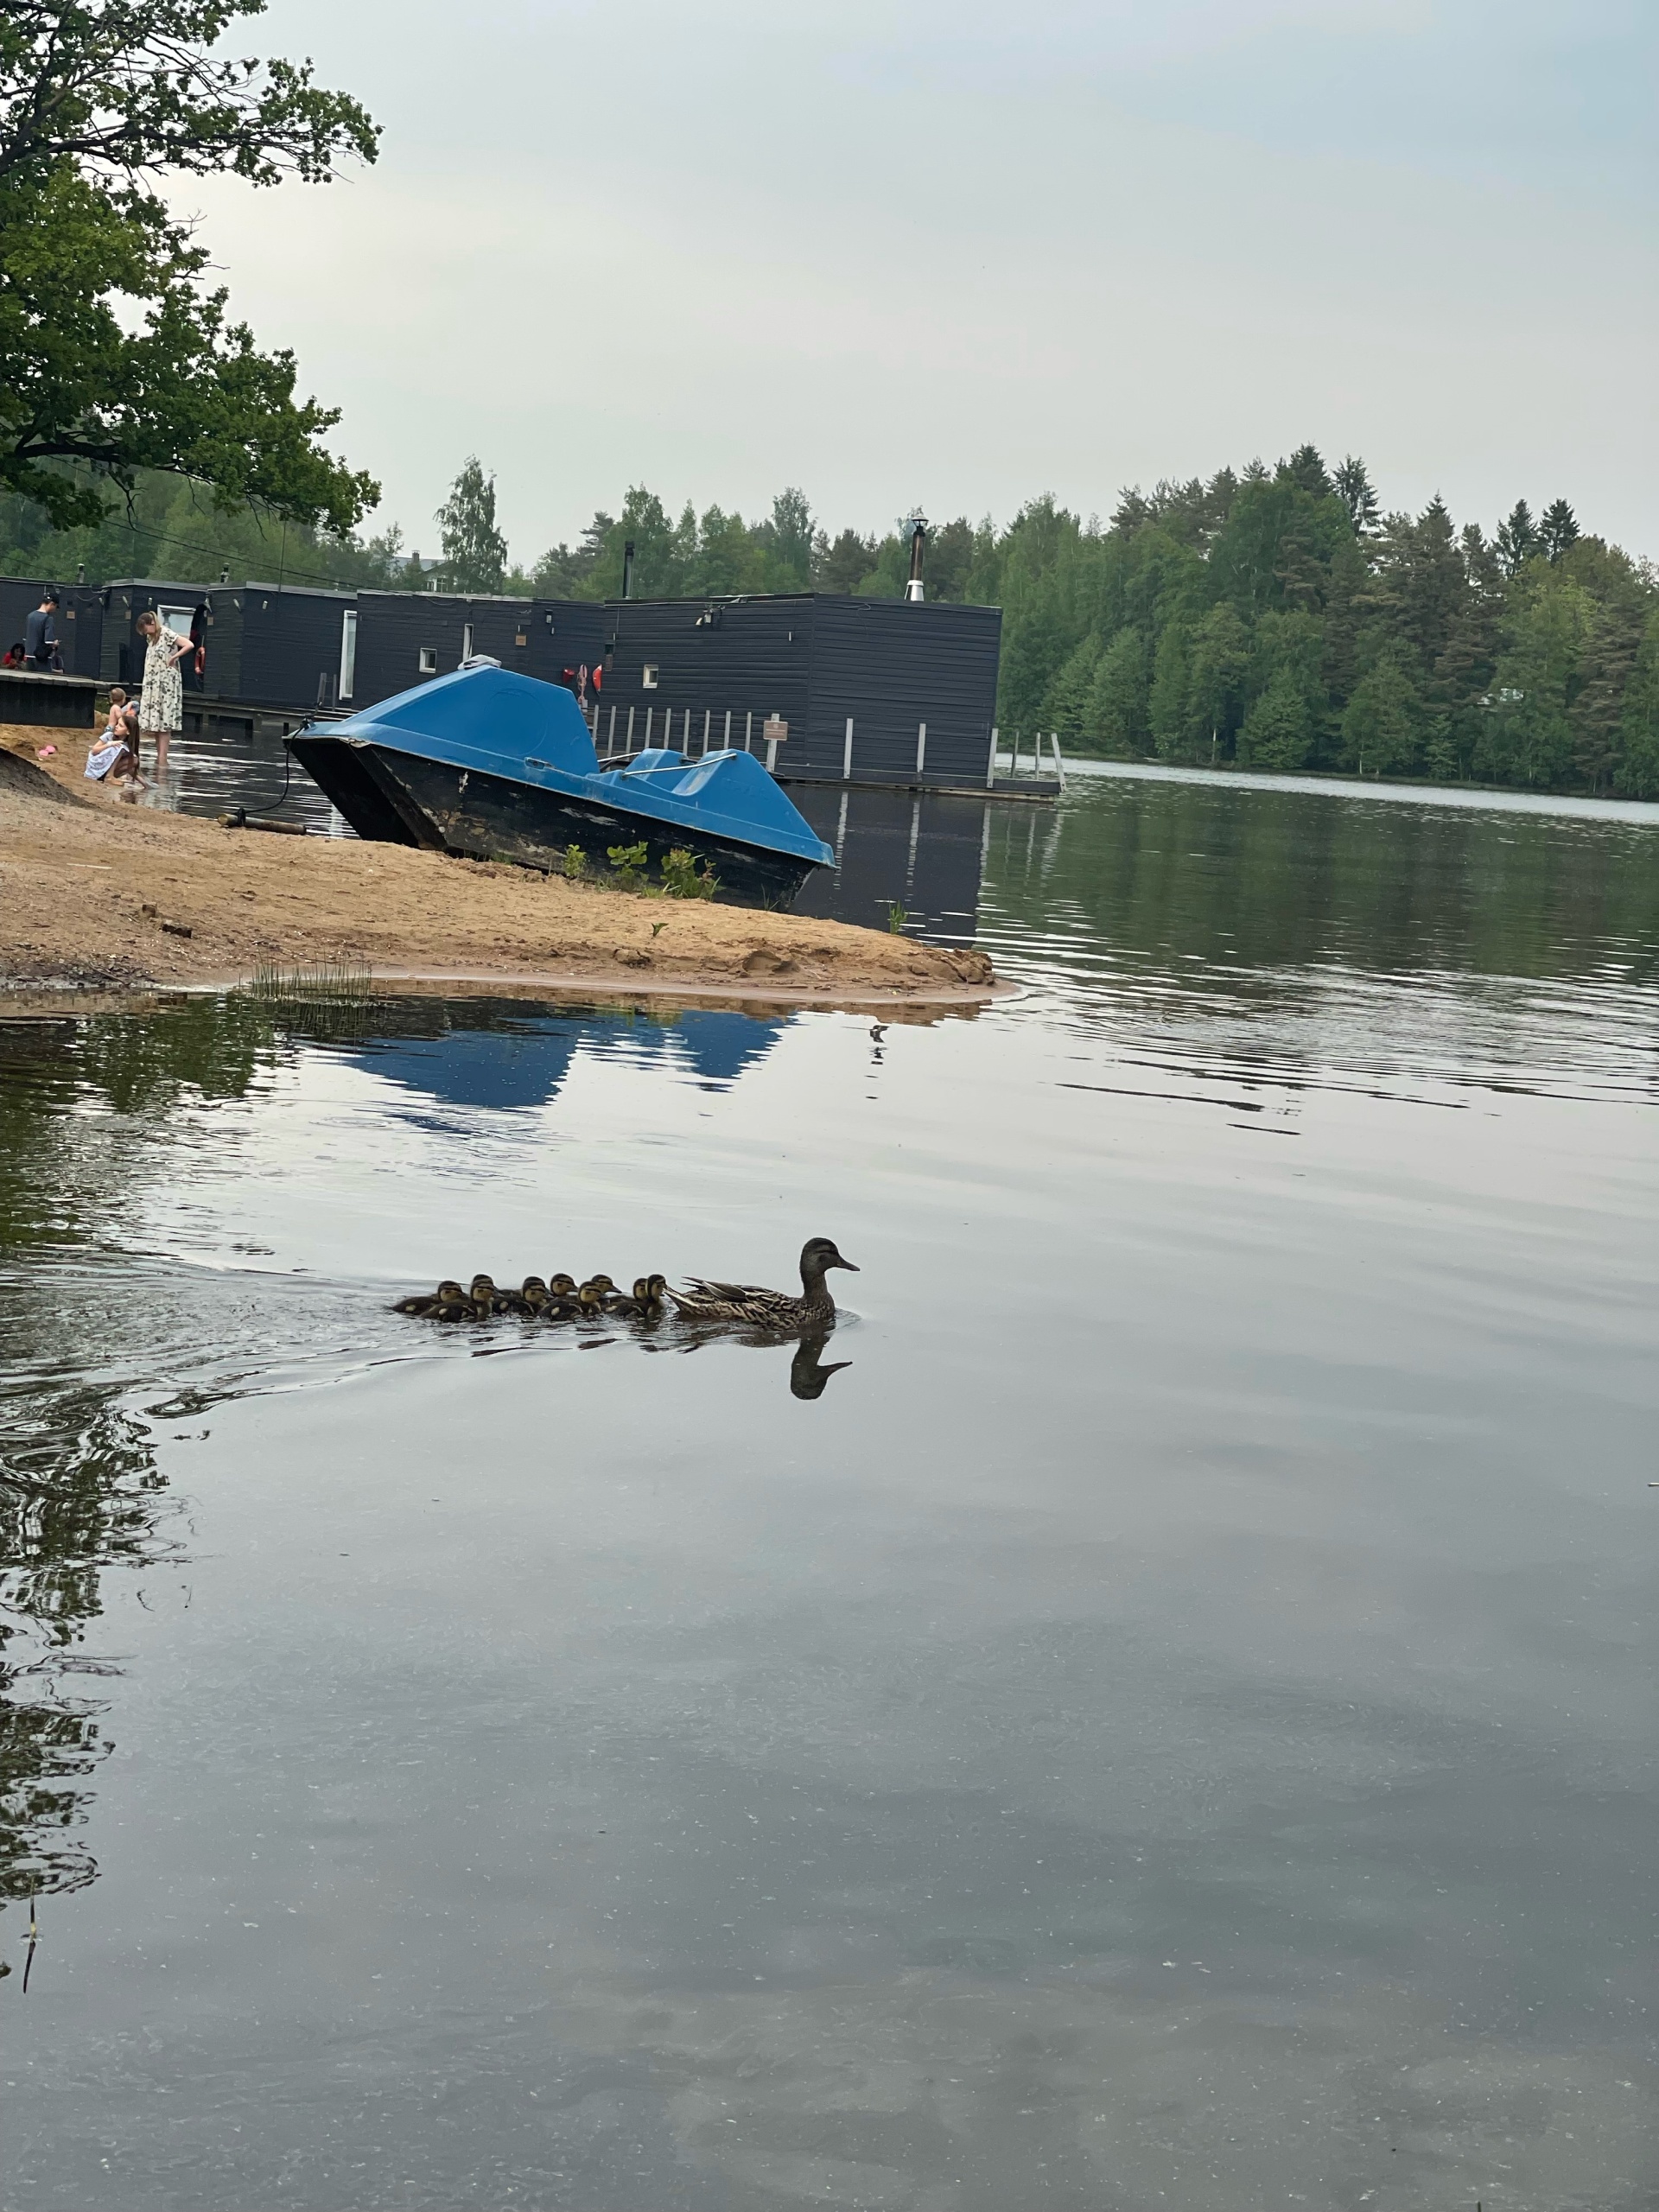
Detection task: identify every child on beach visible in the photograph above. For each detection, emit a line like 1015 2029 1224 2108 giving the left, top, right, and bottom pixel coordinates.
85 688 145 790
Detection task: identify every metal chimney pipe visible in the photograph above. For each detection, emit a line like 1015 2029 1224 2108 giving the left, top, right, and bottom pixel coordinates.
905 517 927 603
621 538 636 601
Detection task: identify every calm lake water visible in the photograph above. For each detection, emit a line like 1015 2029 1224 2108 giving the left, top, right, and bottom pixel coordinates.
3 764 1656 2211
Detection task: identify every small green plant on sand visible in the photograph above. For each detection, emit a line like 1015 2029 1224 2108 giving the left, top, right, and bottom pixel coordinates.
607 841 650 890
887 900 909 933
562 844 587 880
661 847 719 899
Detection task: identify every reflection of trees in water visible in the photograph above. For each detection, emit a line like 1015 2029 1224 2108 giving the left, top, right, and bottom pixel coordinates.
0 1005 279 1912
1 1360 182 1902
986 774 1659 988
0 987 830 1911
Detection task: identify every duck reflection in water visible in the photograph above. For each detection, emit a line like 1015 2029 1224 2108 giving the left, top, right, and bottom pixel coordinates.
789 1329 852 1401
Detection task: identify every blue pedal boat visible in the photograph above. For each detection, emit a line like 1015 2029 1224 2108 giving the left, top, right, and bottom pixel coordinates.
286 664 834 906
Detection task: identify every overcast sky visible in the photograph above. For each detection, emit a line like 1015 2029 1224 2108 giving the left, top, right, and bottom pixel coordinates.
183 0 1657 563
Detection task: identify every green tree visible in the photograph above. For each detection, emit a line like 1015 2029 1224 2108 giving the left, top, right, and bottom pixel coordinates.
755 486 814 589
1494 499 1539 577
1539 498 1580 563
1236 664 1313 771
0 2 378 532
1040 634 1101 740
1613 607 1659 799
435 457 508 594
1187 603 1252 762
816 527 876 594
1478 571 1594 788
1081 626 1150 756
1333 454 1380 536
1147 620 1195 761
1340 646 1426 778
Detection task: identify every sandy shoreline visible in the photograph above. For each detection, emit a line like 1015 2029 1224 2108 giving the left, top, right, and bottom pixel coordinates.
0 726 998 1008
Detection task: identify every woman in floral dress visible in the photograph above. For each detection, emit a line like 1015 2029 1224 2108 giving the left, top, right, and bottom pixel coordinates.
136 609 191 771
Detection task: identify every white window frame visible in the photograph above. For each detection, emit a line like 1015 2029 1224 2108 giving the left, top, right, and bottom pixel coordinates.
642 662 658 690
418 645 438 675
461 622 474 663
339 607 358 702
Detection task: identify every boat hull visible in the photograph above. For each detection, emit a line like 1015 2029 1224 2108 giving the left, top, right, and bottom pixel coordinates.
289 734 821 908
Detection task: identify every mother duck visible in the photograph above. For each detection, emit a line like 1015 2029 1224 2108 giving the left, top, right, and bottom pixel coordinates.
668 1237 858 1330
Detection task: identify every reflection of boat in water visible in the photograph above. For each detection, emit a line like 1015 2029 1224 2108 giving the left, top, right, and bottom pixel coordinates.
347 1001 788 1115
286 665 835 908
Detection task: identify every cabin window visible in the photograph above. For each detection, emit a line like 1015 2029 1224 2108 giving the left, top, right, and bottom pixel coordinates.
418 646 437 675
642 663 658 690
339 608 358 702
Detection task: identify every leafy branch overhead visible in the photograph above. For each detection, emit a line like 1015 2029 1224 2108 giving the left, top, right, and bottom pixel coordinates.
0 1 379 531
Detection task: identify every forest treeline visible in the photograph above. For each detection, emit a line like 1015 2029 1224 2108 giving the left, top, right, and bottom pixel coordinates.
4 446 1656 798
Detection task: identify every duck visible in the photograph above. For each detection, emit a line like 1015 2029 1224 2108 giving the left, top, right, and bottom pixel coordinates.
393 1279 464 1317
431 1289 476 1323
538 1274 582 1320
468 1273 503 1319
507 1275 550 1315
577 1273 618 1310
609 1274 667 1319
668 1238 858 1330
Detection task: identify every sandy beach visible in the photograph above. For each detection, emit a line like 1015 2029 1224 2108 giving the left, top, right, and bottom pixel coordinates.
0 726 997 1005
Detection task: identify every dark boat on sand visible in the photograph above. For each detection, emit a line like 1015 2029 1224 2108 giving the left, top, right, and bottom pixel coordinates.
286 664 834 907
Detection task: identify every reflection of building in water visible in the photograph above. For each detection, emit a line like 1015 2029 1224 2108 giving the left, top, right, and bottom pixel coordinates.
791 785 990 943
353 1005 788 1115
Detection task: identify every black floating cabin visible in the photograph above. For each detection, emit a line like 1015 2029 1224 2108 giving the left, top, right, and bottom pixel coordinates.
0 576 105 677
203 582 357 712
349 592 608 713
594 590 1003 791
99 578 213 692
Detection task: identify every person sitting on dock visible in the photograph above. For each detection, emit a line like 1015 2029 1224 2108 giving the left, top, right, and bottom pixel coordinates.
2 642 24 669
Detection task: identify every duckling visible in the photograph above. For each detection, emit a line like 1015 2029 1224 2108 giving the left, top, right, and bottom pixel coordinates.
577 1273 618 1311
431 1290 475 1323
668 1238 858 1331
468 1273 502 1319
538 1273 582 1321
516 1275 550 1314
392 1278 464 1317
609 1274 668 1319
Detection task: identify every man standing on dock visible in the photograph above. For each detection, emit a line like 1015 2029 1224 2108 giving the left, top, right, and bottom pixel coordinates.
24 588 60 672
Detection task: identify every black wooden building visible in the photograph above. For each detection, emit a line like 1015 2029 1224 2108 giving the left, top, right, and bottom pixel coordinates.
203 582 356 710
350 592 607 710
0 577 105 677
99 579 214 691
592 594 1003 789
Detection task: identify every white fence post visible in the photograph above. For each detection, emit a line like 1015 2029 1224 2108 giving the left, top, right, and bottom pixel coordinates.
915 721 927 779
843 716 855 780
626 704 636 752
702 708 711 754
607 704 616 755
723 709 732 750
644 707 652 746
986 726 998 789
744 710 753 753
